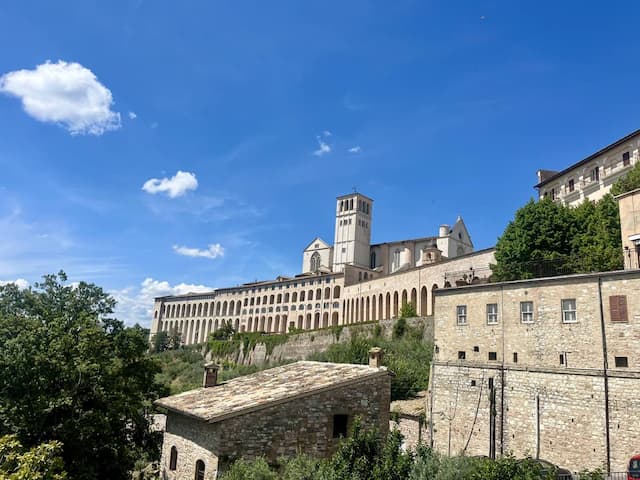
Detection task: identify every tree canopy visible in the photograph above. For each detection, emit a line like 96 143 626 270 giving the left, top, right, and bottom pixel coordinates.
491 196 622 281
611 160 640 196
0 272 164 480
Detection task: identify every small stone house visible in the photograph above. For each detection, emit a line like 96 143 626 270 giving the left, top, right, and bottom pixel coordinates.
155 353 392 479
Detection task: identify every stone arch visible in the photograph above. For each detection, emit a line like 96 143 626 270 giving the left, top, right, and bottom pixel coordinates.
259 316 266 331
247 317 253 332
324 287 331 299
222 301 228 316
234 318 240 331
275 315 280 333
292 292 298 303
401 290 408 309
420 286 428 316
393 292 399 318
314 312 320 329
203 303 208 317
332 311 339 326
236 302 241 315
316 288 322 300
378 294 383 321
267 317 273 332
281 315 288 333
333 285 341 298
297 315 304 329
284 292 290 303
308 290 314 301
277 293 282 303
305 313 312 330
365 297 370 322
385 292 391 319
300 291 305 302
214 319 219 331
197 303 203 316
411 288 417 312
431 284 439 316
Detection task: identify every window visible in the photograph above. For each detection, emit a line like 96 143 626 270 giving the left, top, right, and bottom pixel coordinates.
370 251 376 269
456 305 467 325
470 380 476 387
392 249 401 272
615 356 629 368
195 460 205 480
310 252 321 272
486 303 498 324
610 295 628 322
458 351 466 360
169 446 178 471
560 353 565 366
590 167 600 182
561 299 577 323
568 178 575 192
488 352 497 361
333 414 349 438
551 188 556 200
473 346 479 352
623 151 630 166
520 301 534 323
513 352 518 363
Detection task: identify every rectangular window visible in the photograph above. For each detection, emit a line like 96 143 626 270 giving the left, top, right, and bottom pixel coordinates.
615 356 629 368
560 353 565 366
568 179 575 192
623 151 630 166
551 188 556 200
520 301 534 323
591 167 600 182
456 305 467 325
458 351 466 360
513 352 518 363
610 295 628 322
561 299 577 323
486 303 498 324
332 414 349 438
473 346 479 352
488 352 497 361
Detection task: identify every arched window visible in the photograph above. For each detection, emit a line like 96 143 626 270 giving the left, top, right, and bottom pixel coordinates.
310 252 321 272
195 459 205 480
169 446 178 471
392 249 401 272
370 251 376 269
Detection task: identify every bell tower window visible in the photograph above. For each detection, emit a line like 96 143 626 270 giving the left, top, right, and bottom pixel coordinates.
311 252 321 272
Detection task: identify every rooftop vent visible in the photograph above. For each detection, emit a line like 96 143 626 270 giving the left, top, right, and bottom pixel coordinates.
203 362 220 388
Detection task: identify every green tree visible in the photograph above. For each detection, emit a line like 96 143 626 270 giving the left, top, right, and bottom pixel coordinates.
218 457 277 480
400 302 417 319
611 160 640 196
167 327 183 349
151 330 170 353
491 198 578 281
0 435 67 480
0 272 164 480
212 320 236 340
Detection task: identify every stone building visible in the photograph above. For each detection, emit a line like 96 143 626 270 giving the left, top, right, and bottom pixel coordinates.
149 192 494 345
536 129 640 206
427 269 640 473
155 356 392 479
617 187 640 270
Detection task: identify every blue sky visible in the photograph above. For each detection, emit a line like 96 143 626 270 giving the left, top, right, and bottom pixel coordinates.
1 1 639 325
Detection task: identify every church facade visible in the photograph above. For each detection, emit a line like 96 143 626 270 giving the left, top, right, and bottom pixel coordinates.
149 193 494 345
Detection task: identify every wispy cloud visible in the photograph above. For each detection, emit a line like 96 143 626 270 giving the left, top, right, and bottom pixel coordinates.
322 130 332 137
173 243 225 259
313 135 331 156
142 171 198 198
0 60 121 135
348 146 361 153
128 111 137 119
111 278 214 326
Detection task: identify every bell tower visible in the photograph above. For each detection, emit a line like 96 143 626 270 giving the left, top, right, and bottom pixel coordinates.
332 192 373 272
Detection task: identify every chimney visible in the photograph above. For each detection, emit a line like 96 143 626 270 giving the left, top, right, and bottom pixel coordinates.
203 362 220 388
439 224 450 238
369 347 383 368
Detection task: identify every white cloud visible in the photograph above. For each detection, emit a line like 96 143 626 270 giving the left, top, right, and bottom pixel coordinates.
0 278 29 289
173 243 224 259
348 146 361 153
128 111 137 119
322 130 332 137
111 278 214 326
0 60 121 135
142 171 198 198
313 136 331 156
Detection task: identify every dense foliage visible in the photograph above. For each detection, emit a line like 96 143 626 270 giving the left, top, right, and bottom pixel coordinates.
0 435 67 480
218 420 598 480
309 323 431 401
611 160 640 196
491 196 622 281
0 272 164 480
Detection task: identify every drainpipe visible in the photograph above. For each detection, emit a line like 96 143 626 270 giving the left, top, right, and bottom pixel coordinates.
597 276 611 474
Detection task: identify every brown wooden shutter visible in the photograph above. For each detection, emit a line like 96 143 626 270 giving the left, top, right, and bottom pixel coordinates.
609 295 628 322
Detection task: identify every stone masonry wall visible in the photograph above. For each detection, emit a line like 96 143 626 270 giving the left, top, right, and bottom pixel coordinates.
160 374 391 478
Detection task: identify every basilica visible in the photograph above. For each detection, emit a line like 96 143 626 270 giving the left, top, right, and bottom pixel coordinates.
149 192 495 345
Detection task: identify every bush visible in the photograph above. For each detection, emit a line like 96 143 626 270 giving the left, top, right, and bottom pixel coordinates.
219 457 277 480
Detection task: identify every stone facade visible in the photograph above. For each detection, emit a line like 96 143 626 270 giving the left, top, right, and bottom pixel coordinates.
156 361 391 479
149 191 493 346
536 129 640 206
428 270 640 473
617 188 640 270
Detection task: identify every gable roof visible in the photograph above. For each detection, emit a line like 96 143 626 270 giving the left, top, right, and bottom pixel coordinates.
154 361 389 423
303 237 332 252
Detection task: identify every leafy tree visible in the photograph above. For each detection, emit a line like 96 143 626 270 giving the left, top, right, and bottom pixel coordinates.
400 302 417 319
218 457 277 480
491 198 578 281
151 330 170 353
211 320 236 340
0 435 67 480
0 272 164 480
611 160 640 196
167 327 183 349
